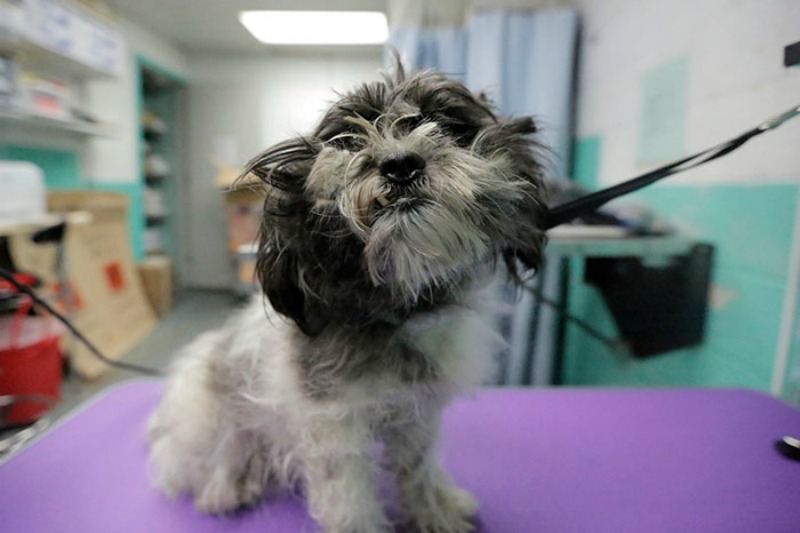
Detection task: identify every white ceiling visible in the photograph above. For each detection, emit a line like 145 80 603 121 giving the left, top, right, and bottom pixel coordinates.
108 0 388 54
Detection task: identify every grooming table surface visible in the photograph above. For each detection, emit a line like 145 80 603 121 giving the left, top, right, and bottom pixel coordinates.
1 381 799 533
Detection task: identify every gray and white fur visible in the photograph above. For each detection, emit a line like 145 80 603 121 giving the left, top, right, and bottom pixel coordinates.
147 65 547 533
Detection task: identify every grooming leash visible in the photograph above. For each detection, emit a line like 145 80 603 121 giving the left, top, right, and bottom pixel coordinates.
545 104 800 228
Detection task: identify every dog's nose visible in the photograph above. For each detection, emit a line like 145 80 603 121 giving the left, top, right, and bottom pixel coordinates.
379 152 426 185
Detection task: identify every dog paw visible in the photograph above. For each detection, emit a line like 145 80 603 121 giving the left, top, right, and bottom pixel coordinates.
406 486 478 533
195 482 264 515
194 464 267 515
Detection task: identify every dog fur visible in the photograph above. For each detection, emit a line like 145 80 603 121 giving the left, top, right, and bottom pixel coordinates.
147 65 547 533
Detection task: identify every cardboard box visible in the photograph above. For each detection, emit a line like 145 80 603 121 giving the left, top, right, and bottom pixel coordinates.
9 191 157 380
138 256 172 318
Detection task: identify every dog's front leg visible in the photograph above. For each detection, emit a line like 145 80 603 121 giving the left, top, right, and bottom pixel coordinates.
385 411 477 533
301 414 390 533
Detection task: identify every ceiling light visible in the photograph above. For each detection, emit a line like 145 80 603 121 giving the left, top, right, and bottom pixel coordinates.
239 11 388 45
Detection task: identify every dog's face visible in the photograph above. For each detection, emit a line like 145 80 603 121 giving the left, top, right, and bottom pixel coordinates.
245 69 547 335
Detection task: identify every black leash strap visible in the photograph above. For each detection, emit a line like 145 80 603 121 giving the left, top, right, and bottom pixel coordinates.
545 104 800 230
0 267 161 377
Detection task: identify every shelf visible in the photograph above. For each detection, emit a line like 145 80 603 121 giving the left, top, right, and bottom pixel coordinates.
0 1 122 80
0 37 118 80
0 110 116 138
138 59 185 274
546 232 696 258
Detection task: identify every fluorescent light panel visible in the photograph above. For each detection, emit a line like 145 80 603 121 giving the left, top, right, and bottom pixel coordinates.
239 11 388 45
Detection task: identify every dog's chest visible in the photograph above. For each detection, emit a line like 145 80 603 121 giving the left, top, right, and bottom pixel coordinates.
398 303 497 388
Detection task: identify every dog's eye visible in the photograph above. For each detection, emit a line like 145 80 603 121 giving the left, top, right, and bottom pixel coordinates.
327 134 364 152
436 117 479 146
398 114 425 130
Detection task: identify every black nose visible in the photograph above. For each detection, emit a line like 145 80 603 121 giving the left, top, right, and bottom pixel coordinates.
379 152 426 185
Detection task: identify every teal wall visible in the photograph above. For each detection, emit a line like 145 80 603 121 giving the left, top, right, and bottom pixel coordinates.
0 146 81 189
0 145 145 259
562 136 797 393
783 264 800 404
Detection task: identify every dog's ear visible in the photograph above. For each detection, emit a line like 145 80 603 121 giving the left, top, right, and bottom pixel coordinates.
476 115 549 281
243 137 326 335
503 117 548 280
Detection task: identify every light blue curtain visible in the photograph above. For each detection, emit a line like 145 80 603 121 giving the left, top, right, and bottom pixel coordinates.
388 3 579 385
466 9 577 176
387 26 468 76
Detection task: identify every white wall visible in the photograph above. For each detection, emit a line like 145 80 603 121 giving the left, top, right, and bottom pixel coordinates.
84 17 189 184
573 0 800 187
183 52 383 288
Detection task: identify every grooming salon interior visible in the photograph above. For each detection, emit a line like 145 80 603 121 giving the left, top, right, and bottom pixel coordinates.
1 0 800 531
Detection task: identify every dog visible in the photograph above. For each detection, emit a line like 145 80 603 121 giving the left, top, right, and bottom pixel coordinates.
147 64 547 533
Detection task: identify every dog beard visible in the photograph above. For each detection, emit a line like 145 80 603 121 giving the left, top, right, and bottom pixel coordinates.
328 125 536 299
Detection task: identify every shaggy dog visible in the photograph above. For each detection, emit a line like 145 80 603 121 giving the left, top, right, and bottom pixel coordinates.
147 65 547 533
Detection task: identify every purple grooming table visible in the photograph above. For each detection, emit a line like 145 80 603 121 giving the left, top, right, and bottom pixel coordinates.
1 381 799 533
